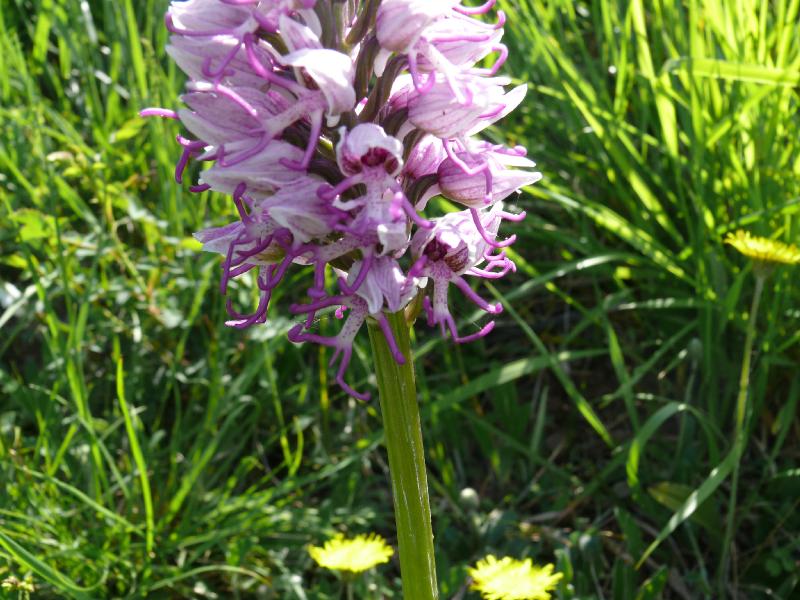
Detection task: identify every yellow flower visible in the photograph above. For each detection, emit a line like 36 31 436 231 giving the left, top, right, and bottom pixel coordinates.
724 230 800 266
1 576 35 593
468 555 563 600
308 533 394 574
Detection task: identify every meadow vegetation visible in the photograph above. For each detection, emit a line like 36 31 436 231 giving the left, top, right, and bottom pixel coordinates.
1 0 799 597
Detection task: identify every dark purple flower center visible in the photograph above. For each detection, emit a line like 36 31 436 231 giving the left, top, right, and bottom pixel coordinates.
361 147 389 167
444 245 469 272
424 238 450 262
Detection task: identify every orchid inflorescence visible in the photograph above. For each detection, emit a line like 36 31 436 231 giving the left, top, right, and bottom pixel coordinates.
144 0 540 399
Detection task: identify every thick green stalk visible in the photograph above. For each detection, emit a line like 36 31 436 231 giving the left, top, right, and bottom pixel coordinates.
367 311 438 600
719 273 765 593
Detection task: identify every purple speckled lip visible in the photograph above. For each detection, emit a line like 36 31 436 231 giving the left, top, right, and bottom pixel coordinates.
142 0 540 399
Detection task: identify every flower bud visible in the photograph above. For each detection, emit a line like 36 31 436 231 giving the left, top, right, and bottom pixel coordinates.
404 134 446 179
438 145 541 207
376 0 454 52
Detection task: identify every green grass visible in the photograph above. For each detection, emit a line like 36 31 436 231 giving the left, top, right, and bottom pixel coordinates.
501 0 800 596
1 0 799 598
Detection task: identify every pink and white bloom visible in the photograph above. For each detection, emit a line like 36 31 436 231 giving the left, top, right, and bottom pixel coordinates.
438 142 542 207
144 0 539 399
409 206 519 342
408 75 526 139
199 140 307 195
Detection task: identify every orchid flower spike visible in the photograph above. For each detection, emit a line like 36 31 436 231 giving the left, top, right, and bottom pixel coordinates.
144 0 540 399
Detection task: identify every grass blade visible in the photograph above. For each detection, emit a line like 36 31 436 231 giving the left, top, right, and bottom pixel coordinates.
117 358 155 558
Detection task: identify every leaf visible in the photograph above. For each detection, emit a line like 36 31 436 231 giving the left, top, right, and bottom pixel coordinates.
635 565 668 600
612 558 637 600
542 189 690 284
0 530 95 599
626 402 716 494
11 208 56 242
631 0 678 157
425 350 604 415
615 507 644 558
32 0 53 64
664 57 800 86
110 117 145 143
117 358 155 556
648 481 722 537
636 447 739 567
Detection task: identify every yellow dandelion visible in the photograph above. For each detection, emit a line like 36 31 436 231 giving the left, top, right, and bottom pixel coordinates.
724 230 800 266
468 555 563 600
308 533 394 574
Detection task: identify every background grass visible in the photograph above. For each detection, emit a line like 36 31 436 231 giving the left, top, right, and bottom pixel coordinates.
1 0 799 598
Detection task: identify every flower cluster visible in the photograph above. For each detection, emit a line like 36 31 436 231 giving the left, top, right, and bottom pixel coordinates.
145 0 540 399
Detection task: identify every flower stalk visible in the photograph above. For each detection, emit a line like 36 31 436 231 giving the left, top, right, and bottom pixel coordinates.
148 2 535 591
717 231 800 592
718 273 764 591
367 311 438 600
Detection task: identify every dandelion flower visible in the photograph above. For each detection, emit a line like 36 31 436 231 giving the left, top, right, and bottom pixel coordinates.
308 533 394 574
725 230 800 266
468 555 562 600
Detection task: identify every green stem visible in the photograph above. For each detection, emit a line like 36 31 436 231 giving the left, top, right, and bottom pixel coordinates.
719 274 764 593
367 311 438 600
